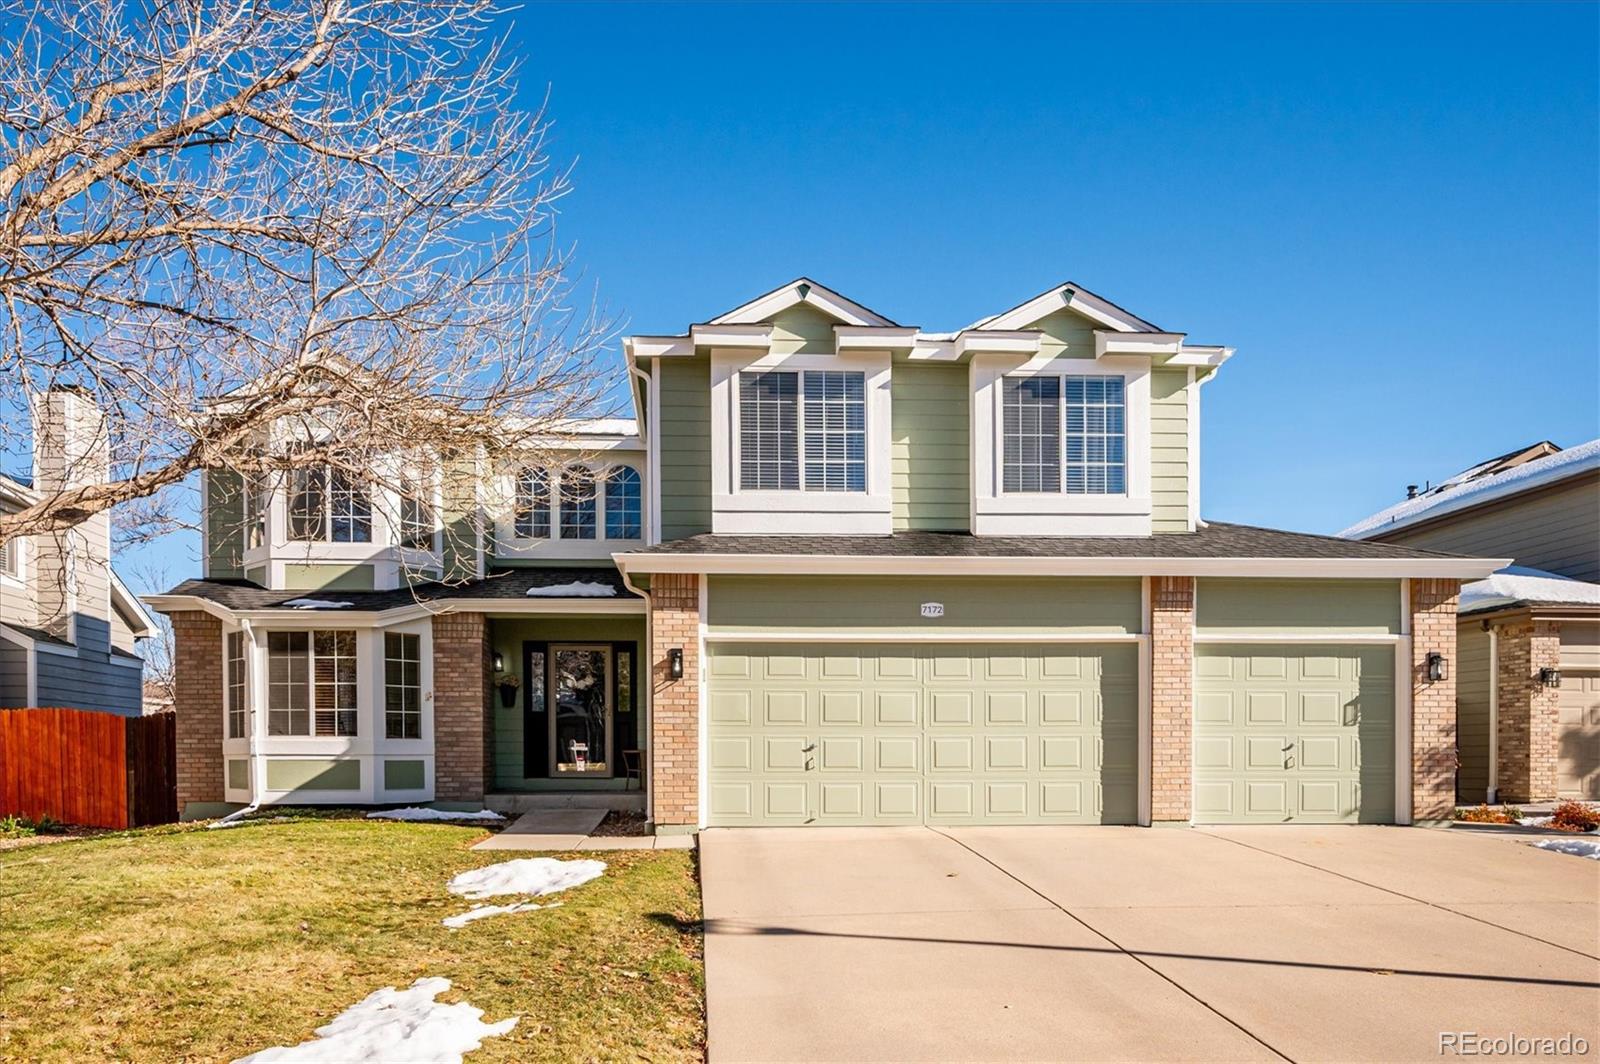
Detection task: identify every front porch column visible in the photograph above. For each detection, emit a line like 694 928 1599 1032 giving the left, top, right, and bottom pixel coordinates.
1149 576 1195 824
649 574 700 829
432 611 491 803
1410 579 1461 821
1495 619 1562 803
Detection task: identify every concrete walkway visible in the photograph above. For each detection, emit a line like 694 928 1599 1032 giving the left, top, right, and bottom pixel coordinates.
472 809 695 851
701 825 1600 1062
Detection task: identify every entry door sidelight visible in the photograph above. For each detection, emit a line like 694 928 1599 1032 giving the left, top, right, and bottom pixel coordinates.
550 645 612 775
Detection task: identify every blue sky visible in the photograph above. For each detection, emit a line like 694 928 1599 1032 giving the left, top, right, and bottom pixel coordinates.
124 1 1599 592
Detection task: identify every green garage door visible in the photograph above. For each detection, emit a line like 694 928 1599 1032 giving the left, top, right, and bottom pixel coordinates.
706 642 1137 826
1194 644 1396 824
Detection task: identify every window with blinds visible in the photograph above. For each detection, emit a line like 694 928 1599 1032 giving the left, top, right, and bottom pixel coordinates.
265 629 357 737
1001 374 1127 496
803 371 866 492
0 535 15 578
312 630 358 737
385 632 422 739
739 369 866 492
1002 376 1061 492
739 371 800 490
1065 376 1126 494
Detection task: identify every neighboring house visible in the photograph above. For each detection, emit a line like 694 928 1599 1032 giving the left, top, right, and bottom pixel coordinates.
145 278 1498 828
1343 440 1600 802
1 388 155 714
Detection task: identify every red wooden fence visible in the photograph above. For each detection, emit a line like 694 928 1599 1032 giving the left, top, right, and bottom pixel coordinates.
0 708 177 829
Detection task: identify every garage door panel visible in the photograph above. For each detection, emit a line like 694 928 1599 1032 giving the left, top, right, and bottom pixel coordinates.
818 782 863 818
819 736 863 771
985 691 1027 725
1557 672 1600 800
985 736 1028 771
764 691 807 726
765 737 809 771
876 736 919 771
1195 644 1396 825
929 781 974 817
876 782 919 817
710 691 751 724
985 781 1028 816
710 737 752 771
1040 691 1083 724
929 736 973 771
763 783 808 818
876 691 919 725
710 783 753 819
929 691 974 726
820 691 862 725
1040 735 1083 770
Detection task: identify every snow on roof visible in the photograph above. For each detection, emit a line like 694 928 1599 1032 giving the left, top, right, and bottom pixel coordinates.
526 581 616 598
1340 438 1600 540
1459 565 1600 614
549 417 638 436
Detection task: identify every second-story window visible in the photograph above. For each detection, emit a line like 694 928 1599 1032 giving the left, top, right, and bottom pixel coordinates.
1002 374 1127 496
560 466 596 539
739 369 866 492
399 471 436 550
0 533 16 578
513 467 550 538
288 465 372 542
605 466 642 539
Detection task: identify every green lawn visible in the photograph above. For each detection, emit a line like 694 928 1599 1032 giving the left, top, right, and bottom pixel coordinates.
0 818 703 1062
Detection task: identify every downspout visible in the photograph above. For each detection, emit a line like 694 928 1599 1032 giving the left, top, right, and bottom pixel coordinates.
1486 623 1499 805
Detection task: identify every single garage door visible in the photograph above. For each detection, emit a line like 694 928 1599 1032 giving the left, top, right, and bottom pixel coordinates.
1194 644 1396 824
1557 671 1600 800
706 642 1137 826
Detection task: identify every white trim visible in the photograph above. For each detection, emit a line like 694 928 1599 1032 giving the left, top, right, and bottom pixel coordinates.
617 552 1509 580
1138 576 1152 827
1094 331 1185 358
1192 631 1403 644
1486 624 1499 805
1186 368 1200 532
690 323 773 350
955 330 1043 357
617 565 653 826
709 278 896 328
1395 634 1413 825
979 283 1158 334
697 577 709 831
834 325 919 350
625 335 694 360
704 629 1143 644
109 569 156 636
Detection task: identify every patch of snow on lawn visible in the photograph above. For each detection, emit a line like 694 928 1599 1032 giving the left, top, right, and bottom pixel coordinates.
1533 838 1600 860
448 857 606 900
441 900 561 929
232 977 515 1063
366 807 504 823
282 598 354 610
525 581 616 598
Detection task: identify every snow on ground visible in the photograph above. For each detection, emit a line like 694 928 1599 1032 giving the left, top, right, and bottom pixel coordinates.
282 598 354 610
526 581 616 598
366 807 504 823
1518 816 1554 827
448 857 606 900
233 977 516 1063
441 901 561 929
1533 838 1600 860
1459 566 1600 613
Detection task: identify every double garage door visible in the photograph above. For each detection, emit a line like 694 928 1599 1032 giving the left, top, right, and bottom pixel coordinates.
706 642 1138 826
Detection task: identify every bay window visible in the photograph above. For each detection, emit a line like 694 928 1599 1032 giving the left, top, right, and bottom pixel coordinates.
399 472 436 550
266 629 357 737
384 632 422 739
289 465 371 542
226 631 246 739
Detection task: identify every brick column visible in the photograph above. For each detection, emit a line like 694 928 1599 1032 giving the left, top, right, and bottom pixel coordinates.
1150 576 1195 824
1410 579 1460 821
432 612 491 804
170 610 224 813
1495 619 1561 802
649 573 700 829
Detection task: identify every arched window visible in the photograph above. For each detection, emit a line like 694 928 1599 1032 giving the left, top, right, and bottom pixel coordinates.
560 466 596 540
513 468 550 539
605 466 642 540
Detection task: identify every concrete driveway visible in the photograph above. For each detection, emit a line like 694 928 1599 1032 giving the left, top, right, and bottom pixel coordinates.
700 825 1600 1062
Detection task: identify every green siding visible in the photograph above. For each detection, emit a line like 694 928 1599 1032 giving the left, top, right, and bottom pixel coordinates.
226 759 249 791
440 452 480 580
1456 625 1492 802
708 576 1142 635
245 567 266 586
489 616 646 791
1151 368 1190 533
1195 579 1402 636
282 563 376 592
205 469 246 578
768 303 842 354
1029 307 1099 360
658 356 712 540
265 758 361 792
383 759 427 791
891 363 969 531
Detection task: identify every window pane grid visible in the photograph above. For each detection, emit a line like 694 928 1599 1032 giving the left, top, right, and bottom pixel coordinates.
739 371 799 490
312 629 358 737
1002 377 1061 492
559 467 597 539
329 470 371 543
266 630 309 736
1064 375 1126 495
605 466 641 539
384 632 422 740
802 371 866 492
514 467 550 538
400 473 434 550
226 631 246 739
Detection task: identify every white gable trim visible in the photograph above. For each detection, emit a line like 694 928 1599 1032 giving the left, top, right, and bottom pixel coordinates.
980 282 1160 334
708 278 897 328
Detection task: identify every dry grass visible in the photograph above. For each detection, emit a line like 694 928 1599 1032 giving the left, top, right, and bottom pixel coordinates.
0 819 703 1062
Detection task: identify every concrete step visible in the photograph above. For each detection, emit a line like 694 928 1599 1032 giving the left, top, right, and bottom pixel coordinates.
486 791 645 814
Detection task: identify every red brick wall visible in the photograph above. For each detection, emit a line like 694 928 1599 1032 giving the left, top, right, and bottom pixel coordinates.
170 610 224 812
649 574 699 827
1150 576 1196 822
1410 578 1461 821
432 612 490 803
1495 619 1561 802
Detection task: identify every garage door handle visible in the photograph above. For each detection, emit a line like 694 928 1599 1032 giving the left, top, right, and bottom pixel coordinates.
802 743 816 752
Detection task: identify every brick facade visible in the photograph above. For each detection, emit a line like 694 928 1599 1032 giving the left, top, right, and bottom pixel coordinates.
1410 578 1461 821
432 612 491 803
1149 576 1196 823
649 573 700 828
1494 619 1561 802
171 610 224 812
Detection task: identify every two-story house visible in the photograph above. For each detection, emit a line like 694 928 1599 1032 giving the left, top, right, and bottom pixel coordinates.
1 388 155 713
1344 440 1600 803
146 279 1500 829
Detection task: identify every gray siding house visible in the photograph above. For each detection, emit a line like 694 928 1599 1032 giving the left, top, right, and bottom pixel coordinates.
1 389 155 715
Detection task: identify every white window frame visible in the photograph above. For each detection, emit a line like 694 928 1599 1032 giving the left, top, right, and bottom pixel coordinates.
264 628 359 738
1000 373 1130 497
971 354 1152 536
496 456 647 559
710 349 892 534
383 630 424 741
736 369 870 494
0 528 23 586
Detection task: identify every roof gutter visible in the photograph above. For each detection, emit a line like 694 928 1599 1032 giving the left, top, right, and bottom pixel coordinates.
141 594 646 625
613 553 1510 580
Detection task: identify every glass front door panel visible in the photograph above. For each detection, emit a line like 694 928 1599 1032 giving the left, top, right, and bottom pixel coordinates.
552 646 610 774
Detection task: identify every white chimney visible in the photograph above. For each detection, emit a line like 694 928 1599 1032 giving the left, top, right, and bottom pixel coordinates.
29 387 111 645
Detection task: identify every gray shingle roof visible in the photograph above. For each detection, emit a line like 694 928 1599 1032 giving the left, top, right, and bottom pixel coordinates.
156 566 632 613
624 522 1471 560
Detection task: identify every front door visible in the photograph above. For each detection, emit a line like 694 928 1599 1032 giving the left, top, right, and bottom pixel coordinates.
549 644 613 776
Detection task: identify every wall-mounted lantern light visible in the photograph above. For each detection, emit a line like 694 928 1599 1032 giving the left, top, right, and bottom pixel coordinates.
667 647 684 681
1425 652 1448 683
1540 667 1562 688
492 651 504 672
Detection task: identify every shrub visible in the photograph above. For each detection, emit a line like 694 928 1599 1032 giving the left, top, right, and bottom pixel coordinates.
1548 801 1600 832
1455 804 1519 824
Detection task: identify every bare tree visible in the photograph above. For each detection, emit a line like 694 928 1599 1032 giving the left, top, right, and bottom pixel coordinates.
0 0 612 551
